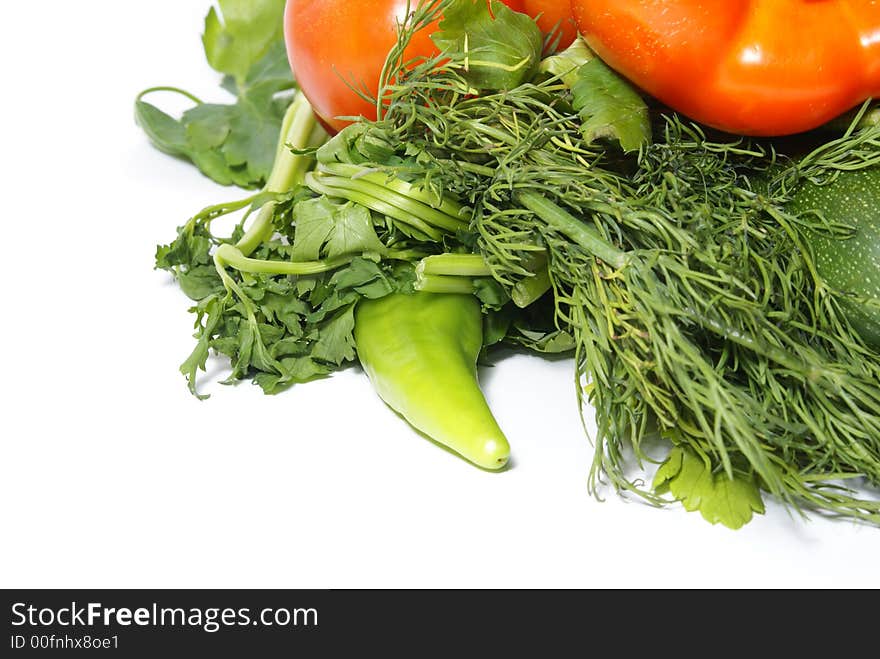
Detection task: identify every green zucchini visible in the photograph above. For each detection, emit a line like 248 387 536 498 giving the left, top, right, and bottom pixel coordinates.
788 168 880 349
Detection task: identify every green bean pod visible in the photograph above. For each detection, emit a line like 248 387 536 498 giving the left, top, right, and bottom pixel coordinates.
354 292 511 470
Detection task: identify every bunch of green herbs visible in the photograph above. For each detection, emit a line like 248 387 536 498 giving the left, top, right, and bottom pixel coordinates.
142 0 880 528
365 4 880 526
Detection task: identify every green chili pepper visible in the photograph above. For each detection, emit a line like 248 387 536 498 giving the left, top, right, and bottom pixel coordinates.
354 292 511 470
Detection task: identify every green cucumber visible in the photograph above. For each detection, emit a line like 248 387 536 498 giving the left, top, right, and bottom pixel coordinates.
788 168 880 348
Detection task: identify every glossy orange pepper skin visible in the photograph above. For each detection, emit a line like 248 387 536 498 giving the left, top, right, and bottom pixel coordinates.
523 0 578 52
570 0 880 136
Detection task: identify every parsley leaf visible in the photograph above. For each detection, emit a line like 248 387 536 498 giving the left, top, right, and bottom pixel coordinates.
135 4 294 189
179 295 227 400
432 0 543 90
203 0 287 86
654 447 765 530
292 197 386 261
312 304 358 365
177 265 226 301
538 37 651 152
572 54 651 153
134 99 190 159
330 258 396 299
159 199 413 397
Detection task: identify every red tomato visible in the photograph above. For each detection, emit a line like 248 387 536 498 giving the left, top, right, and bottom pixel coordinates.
494 0 525 14
285 0 525 133
522 1 577 53
570 0 880 136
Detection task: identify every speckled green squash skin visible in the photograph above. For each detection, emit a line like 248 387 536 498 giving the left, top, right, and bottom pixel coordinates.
788 168 880 349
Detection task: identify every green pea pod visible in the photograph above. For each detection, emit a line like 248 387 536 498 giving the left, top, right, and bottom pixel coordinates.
354 292 511 470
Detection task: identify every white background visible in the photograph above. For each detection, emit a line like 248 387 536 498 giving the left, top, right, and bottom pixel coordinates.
2 0 879 589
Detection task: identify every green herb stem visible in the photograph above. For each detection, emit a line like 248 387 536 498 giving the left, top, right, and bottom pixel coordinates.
318 162 467 219
458 162 498 177
136 86 204 106
417 254 492 277
265 94 326 194
215 244 352 276
304 173 445 241
415 273 479 295
236 95 327 257
216 244 426 279
188 194 260 227
308 172 467 233
387 249 431 262
516 191 628 269
235 202 278 258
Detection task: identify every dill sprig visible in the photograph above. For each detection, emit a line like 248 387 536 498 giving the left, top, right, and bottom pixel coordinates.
364 11 880 522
